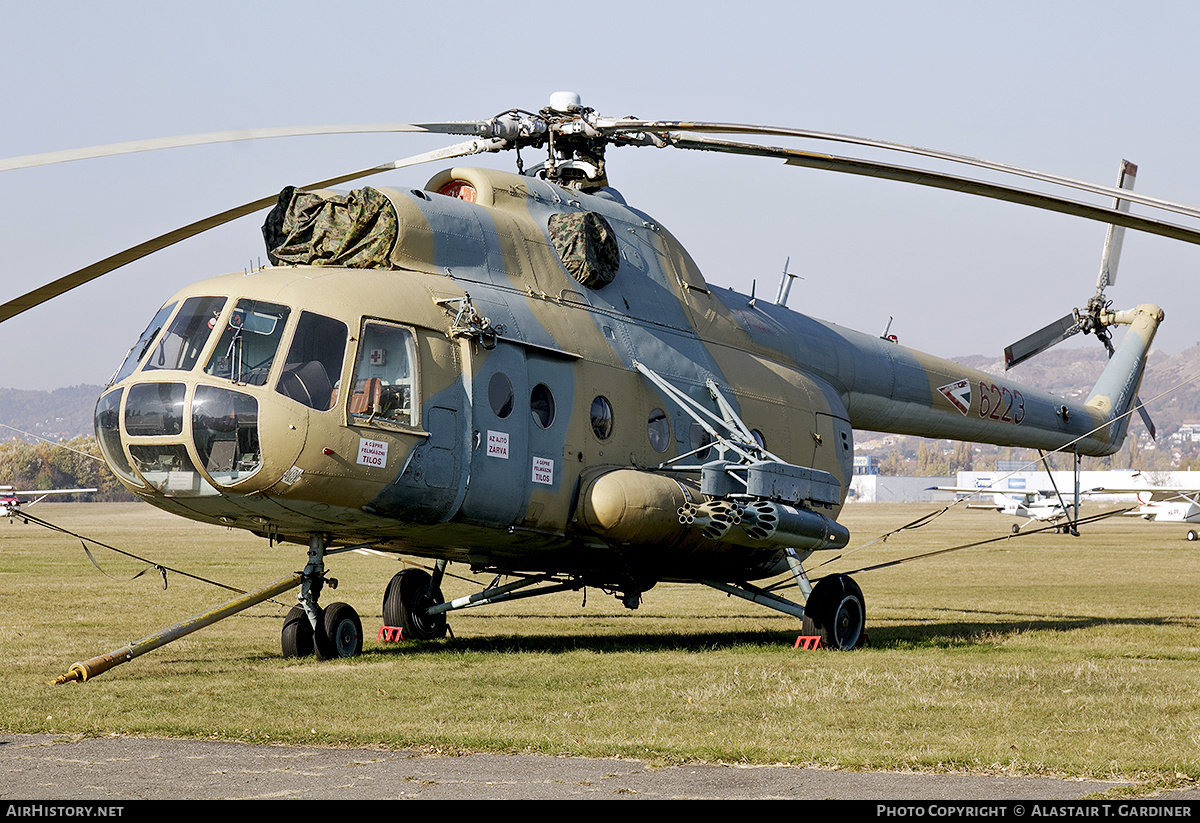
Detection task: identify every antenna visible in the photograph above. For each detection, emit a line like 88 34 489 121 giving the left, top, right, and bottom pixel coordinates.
774 257 802 306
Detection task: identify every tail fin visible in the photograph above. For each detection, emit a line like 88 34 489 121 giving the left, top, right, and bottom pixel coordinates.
1083 303 1162 449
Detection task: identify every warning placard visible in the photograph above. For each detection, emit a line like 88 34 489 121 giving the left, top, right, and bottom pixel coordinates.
357 438 389 467
532 456 554 485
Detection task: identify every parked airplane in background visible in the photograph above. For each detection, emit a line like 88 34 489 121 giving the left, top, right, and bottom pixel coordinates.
2 485 97 520
1092 479 1200 540
931 486 1082 533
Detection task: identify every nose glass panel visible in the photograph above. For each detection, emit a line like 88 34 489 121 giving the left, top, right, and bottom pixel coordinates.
192 386 262 485
124 383 186 436
94 388 137 483
205 300 291 386
128 444 219 497
111 301 177 386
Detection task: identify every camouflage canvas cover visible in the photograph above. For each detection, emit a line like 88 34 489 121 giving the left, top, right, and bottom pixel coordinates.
263 186 399 268
547 211 620 289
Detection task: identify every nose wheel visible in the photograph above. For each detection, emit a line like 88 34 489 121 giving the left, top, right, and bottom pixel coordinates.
281 602 363 659
281 534 363 659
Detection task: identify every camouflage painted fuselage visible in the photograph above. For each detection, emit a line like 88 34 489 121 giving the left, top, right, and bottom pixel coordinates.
95 167 1160 585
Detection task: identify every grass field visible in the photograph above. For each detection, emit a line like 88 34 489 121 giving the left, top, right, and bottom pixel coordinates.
2 501 1197 792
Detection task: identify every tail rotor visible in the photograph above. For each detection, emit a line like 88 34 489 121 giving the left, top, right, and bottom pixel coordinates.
1002 160 1155 437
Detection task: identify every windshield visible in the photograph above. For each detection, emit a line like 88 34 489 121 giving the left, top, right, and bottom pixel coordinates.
110 301 177 385
141 296 227 374
204 299 292 385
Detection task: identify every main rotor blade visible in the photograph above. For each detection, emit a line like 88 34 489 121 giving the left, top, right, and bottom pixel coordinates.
1003 313 1080 370
0 123 491 172
602 119 1200 222
0 137 504 323
666 134 1200 248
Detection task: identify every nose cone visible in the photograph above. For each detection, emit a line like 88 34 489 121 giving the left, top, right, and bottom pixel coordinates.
95 380 308 501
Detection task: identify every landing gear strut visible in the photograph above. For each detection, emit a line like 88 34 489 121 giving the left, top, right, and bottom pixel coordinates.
281 534 363 659
701 551 867 651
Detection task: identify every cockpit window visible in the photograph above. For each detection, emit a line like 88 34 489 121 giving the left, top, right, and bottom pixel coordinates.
142 296 226 374
349 321 417 427
204 299 291 385
111 301 177 386
276 312 348 412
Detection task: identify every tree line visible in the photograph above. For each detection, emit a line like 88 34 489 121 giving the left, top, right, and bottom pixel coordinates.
0 437 134 501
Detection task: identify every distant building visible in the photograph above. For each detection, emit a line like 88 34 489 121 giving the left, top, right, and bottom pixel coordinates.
853 455 880 476
849 475 954 503
1171 422 1200 444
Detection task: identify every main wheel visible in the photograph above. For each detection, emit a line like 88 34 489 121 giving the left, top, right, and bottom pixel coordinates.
802 574 866 650
382 569 447 640
316 602 363 660
281 605 315 658
1187 530 1197 542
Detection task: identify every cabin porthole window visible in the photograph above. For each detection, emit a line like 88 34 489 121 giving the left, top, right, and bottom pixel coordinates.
489 372 515 419
531 383 556 429
647 408 671 453
590 396 614 440
689 423 713 461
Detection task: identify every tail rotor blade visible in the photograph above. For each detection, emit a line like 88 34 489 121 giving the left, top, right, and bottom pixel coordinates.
1004 313 1080 370
1096 160 1138 293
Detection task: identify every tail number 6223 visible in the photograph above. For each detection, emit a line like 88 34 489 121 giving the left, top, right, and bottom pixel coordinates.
978 381 1025 425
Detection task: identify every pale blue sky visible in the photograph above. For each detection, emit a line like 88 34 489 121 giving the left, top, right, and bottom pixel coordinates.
3 0 1199 390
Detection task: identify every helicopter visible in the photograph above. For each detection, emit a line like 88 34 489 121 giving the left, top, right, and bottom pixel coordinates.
6 92 1200 678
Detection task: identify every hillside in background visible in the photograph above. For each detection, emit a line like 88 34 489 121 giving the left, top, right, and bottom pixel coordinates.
0 385 104 442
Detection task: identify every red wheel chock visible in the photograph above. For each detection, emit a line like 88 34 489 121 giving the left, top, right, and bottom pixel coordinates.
377 626 405 642
793 635 822 650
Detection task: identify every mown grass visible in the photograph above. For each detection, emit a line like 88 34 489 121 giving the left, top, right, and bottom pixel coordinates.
1 501 1197 788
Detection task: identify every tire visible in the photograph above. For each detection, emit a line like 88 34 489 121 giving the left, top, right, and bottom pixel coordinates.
1011 524 1020 534
281 605 315 658
382 569 447 640
1187 530 1197 542
317 602 363 660
802 574 866 650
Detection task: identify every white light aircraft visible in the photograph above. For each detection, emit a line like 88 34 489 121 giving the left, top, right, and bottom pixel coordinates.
1 486 97 519
1091 480 1200 540
930 486 1083 534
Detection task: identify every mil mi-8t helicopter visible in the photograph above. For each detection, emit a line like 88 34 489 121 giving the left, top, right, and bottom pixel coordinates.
6 93 1200 677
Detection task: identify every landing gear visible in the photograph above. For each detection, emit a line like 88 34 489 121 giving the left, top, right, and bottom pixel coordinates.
281 602 363 659
700 556 867 651
1187 530 1197 542
802 573 866 650
383 568 448 640
280 533 363 659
